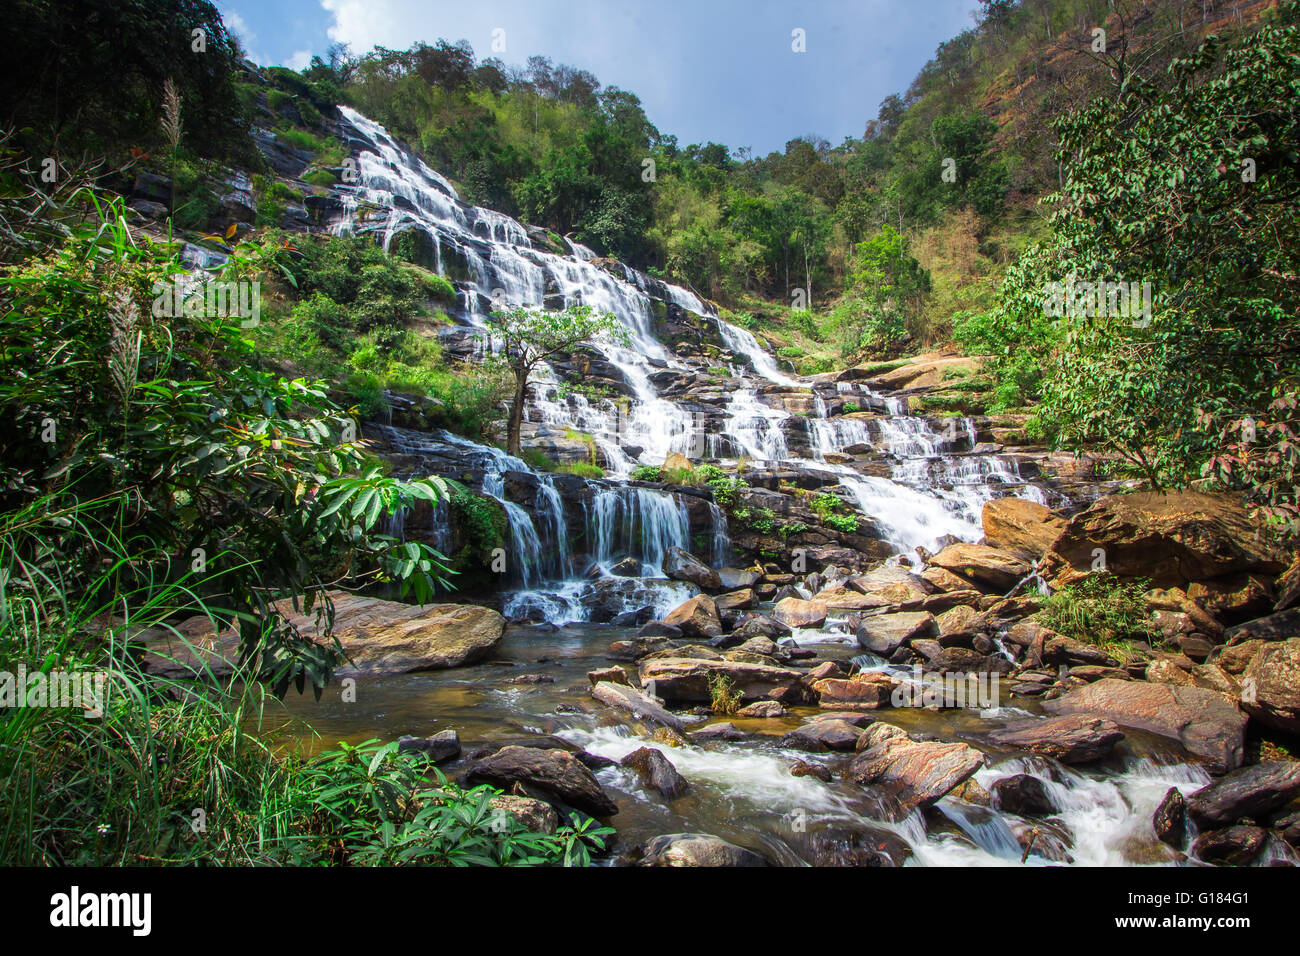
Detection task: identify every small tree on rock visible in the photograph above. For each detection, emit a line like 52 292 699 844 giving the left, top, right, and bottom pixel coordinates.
483 303 626 455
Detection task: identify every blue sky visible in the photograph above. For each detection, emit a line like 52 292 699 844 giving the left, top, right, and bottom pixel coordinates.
217 0 982 155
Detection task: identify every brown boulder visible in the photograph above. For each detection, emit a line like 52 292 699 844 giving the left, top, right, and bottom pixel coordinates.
772 597 828 629
1040 490 1287 590
638 657 809 704
987 714 1124 764
1043 678 1247 772
848 736 986 810
465 746 618 817
930 543 1030 593
981 498 1065 561
1240 639 1300 735
662 594 723 639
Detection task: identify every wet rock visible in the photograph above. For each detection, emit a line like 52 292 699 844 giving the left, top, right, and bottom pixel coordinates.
1040 490 1287 590
814 674 896 710
1043 678 1247 772
737 700 785 718
587 666 630 687
935 604 981 638
922 566 981 593
930 543 1031 593
397 729 461 764
609 556 642 576
1043 634 1120 668
730 613 791 641
807 660 852 682
928 647 1014 677
662 593 723 639
1240 638 1300 734
609 635 682 660
991 774 1055 817
1186 761 1300 829
638 657 810 704
854 722 909 751
951 778 992 807
621 747 689 800
489 795 560 835
717 568 761 589
664 547 721 591
466 746 619 817
987 714 1124 764
692 721 746 741
773 597 828 629
790 760 833 782
807 711 875 727
1146 658 1195 686
636 620 683 639
590 681 686 734
715 588 758 611
1188 573 1275 623
793 825 912 867
981 498 1065 562
639 833 767 867
856 611 936 656
781 718 864 752
1153 787 1187 848
1191 825 1267 866
848 735 986 810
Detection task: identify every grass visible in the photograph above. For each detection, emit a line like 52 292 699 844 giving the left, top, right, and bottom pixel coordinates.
707 672 743 717
1038 572 1161 663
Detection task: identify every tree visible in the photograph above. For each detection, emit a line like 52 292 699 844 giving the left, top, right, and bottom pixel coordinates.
831 225 930 356
483 305 626 455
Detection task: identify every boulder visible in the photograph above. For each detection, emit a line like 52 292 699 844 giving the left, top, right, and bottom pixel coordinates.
772 597 828 629
465 746 618 817
991 774 1055 817
662 594 723 639
856 611 936 657
621 747 690 800
1043 679 1247 772
1191 826 1267 866
663 547 721 591
790 760 833 782
1187 573 1275 623
936 604 981 638
639 833 767 867
1186 761 1300 828
1039 490 1287 590
987 714 1124 764
737 700 785 718
1152 787 1187 848
1240 639 1300 734
930 543 1030 593
1224 607 1300 645
638 657 809 704
489 795 560 835
717 568 761 589
780 718 864 752
692 721 747 741
981 498 1065 561
715 588 758 611
587 666 629 687
814 674 896 710
590 681 686 734
397 729 461 764
848 736 986 810
730 613 791 641
1043 634 1120 668
139 593 505 678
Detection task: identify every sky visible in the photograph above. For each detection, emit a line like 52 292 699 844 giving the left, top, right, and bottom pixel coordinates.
217 0 983 155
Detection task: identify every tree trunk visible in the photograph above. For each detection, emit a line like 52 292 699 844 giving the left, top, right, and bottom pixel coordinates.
507 367 528 456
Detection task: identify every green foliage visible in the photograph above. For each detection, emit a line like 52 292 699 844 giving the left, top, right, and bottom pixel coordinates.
0 196 452 696
629 465 663 482
830 225 931 357
1039 573 1160 656
707 673 743 717
810 493 859 533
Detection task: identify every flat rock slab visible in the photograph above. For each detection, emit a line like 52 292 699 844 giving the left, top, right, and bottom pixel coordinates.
139 592 504 678
638 657 808 704
1186 761 1300 828
781 718 864 752
856 611 936 656
590 681 686 734
987 714 1124 764
848 736 986 810
773 597 828 629
465 745 618 817
1043 678 1247 773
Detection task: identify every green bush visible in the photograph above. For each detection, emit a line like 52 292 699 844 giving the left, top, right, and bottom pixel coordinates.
1039 572 1159 657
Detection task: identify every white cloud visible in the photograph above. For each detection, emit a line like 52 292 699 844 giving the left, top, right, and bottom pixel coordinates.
285 49 314 71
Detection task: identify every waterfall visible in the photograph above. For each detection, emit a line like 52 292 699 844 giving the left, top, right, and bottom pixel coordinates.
589 485 690 576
